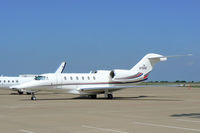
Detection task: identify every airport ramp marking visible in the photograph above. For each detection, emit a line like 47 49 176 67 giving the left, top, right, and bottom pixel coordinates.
134 122 200 132
177 119 200 123
20 129 35 133
82 125 129 133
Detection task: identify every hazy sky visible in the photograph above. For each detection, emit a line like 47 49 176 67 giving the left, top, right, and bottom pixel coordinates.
0 0 199 81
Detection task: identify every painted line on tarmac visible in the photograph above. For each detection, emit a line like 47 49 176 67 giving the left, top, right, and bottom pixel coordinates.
134 122 200 132
177 119 200 123
82 125 129 133
19 129 35 133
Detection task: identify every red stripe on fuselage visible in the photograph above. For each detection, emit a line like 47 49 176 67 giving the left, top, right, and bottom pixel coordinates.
54 79 147 86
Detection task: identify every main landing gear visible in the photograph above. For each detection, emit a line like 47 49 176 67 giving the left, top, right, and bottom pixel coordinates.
107 94 113 99
18 90 24 95
26 92 32 95
17 90 32 95
104 91 113 99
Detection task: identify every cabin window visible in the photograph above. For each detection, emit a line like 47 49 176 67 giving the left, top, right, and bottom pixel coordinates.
82 76 84 80
70 76 73 80
0 80 1 83
64 76 67 80
16 80 19 83
88 76 90 80
8 80 10 83
76 76 79 80
12 80 14 83
93 76 96 80
4 80 6 83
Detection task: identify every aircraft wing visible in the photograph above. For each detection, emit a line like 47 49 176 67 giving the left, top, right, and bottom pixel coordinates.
79 84 182 94
79 86 128 94
55 62 66 73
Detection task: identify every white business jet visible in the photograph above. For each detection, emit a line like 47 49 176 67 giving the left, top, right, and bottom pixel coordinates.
0 62 66 94
11 53 190 100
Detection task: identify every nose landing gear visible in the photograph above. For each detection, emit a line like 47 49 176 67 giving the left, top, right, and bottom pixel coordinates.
31 93 36 100
30 91 39 100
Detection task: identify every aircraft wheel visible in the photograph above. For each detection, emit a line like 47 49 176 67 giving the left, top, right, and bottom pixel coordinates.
107 94 113 99
18 90 23 95
31 95 36 101
26 92 32 95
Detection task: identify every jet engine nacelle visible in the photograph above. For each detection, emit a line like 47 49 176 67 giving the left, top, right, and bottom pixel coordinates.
110 69 134 79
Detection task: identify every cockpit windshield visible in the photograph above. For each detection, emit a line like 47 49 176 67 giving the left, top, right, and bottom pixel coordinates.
34 76 48 80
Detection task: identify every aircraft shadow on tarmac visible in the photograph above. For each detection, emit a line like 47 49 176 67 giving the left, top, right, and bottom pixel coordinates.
20 95 181 101
171 113 200 119
0 93 12 95
2 92 180 101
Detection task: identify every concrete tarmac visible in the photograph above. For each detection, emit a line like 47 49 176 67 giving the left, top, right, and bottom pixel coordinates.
0 87 200 133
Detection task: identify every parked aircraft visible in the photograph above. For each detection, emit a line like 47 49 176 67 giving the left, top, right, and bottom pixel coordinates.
0 75 34 94
11 53 191 100
0 62 66 94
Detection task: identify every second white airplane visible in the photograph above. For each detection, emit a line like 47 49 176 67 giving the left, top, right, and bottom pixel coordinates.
0 62 66 94
11 53 190 100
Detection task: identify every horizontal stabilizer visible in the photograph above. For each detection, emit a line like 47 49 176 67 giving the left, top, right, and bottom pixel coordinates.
165 54 192 58
146 54 192 63
148 54 192 60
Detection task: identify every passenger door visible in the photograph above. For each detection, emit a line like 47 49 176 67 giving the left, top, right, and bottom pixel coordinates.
55 74 63 89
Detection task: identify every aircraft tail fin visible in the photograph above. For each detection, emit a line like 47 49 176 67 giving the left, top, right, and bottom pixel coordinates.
130 53 166 75
130 53 191 75
55 62 66 73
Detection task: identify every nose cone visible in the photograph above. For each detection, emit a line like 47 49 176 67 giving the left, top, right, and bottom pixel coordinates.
10 81 35 89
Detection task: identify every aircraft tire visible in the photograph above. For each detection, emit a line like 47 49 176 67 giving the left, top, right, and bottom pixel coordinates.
31 96 36 101
18 90 24 95
107 94 113 99
26 92 32 95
